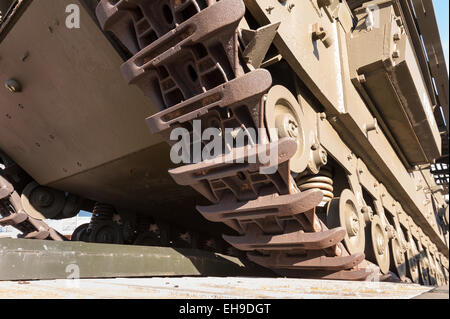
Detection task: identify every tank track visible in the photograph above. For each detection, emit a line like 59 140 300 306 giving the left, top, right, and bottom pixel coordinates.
0 175 63 241
96 0 374 280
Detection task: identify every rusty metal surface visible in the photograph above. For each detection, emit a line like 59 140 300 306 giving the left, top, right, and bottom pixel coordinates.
243 1 448 259
98 0 447 284
248 252 365 271
223 227 346 251
98 0 372 281
197 189 324 222
93 0 450 283
0 0 447 285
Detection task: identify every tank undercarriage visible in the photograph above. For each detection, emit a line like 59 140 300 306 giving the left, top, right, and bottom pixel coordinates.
0 0 448 286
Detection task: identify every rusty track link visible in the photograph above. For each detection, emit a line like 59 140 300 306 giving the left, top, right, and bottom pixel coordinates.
97 0 371 280
0 175 63 241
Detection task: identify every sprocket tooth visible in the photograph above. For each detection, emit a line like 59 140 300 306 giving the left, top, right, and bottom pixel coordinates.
168 138 298 186
197 189 323 222
23 230 50 240
95 0 380 283
120 0 246 82
247 252 365 271
223 227 346 251
0 211 28 226
146 69 272 134
96 0 143 54
278 268 375 281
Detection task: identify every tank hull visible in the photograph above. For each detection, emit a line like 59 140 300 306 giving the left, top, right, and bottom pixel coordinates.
0 0 209 224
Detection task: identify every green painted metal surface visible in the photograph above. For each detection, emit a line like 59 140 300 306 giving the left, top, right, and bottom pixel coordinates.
0 238 270 281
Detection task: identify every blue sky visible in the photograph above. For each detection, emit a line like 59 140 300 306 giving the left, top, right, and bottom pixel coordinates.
434 0 449 71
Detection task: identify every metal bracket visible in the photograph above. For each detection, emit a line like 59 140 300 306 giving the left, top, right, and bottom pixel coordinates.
242 22 281 68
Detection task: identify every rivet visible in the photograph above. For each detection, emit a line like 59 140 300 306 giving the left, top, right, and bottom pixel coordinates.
5 79 22 93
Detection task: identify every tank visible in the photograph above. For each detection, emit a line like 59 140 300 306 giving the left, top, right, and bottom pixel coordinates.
0 0 448 284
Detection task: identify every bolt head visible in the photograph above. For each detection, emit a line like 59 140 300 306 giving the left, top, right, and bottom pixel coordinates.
5 79 22 93
275 113 299 139
358 74 366 83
